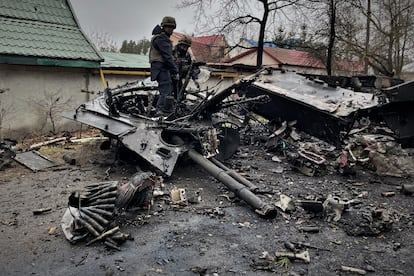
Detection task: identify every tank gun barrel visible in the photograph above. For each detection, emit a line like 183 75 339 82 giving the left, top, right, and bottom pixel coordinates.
187 149 277 218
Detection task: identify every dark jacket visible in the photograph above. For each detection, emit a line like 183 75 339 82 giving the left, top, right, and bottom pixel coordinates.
173 45 200 80
149 25 178 80
173 45 192 78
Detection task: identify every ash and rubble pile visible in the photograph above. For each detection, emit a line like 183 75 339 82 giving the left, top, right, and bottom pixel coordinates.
226 101 413 239
239 113 414 179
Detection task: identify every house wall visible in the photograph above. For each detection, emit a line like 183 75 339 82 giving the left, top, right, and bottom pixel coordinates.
232 53 262 66
401 72 414 81
230 41 253 58
279 65 326 75
333 69 354 77
101 73 147 88
0 64 146 140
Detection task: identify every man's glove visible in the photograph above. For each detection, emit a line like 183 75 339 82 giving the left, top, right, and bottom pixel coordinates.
172 73 180 81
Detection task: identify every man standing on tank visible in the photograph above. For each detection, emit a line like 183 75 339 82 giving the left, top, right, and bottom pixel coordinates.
149 16 179 115
172 35 201 101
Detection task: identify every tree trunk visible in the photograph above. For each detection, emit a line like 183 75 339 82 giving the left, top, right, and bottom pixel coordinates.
364 0 371 74
257 0 269 69
326 0 336 76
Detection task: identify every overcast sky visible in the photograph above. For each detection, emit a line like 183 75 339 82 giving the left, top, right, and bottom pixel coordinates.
69 0 196 46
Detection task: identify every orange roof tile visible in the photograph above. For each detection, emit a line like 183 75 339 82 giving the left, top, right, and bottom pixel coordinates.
226 47 325 69
173 32 226 46
172 32 228 63
264 48 325 68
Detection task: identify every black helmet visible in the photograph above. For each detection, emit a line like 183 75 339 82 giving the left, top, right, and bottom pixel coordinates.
178 35 192 47
161 16 176 28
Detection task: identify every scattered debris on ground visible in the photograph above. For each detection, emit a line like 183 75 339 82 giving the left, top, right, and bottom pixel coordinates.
61 172 156 250
1 69 413 275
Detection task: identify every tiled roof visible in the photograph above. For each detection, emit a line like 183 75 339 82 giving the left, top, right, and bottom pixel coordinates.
225 49 256 63
172 32 228 63
191 41 217 63
174 32 227 46
192 34 226 46
0 0 77 26
0 17 100 60
0 0 102 62
264 48 325 68
226 47 325 69
100 52 149 69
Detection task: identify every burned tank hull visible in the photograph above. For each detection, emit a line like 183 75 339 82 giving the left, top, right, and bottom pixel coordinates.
63 73 278 217
241 70 410 146
64 67 274 169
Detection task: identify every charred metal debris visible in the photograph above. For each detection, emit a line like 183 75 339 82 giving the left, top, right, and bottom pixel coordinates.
64 69 276 219
61 172 156 250
64 67 414 166
63 68 413 224
65 68 414 203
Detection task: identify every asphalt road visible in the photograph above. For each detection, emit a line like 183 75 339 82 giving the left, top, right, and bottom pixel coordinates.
0 140 413 275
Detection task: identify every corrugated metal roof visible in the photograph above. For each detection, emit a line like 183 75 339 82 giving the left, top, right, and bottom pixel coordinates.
100 52 149 69
0 0 102 62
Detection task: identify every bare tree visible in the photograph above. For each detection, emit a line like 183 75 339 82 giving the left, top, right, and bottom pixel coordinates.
88 31 119 52
303 0 351 76
337 0 414 77
31 91 72 135
178 0 301 69
0 88 14 140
